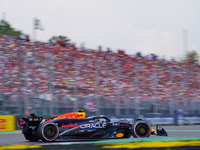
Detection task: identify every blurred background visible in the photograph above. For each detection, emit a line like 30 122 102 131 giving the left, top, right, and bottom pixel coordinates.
0 0 200 117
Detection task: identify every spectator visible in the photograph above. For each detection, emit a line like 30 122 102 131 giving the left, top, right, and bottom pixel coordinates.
0 35 200 111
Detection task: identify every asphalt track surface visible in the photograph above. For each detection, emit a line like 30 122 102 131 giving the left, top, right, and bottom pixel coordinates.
0 126 200 146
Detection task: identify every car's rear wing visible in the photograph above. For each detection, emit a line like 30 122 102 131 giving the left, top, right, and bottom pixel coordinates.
18 113 43 129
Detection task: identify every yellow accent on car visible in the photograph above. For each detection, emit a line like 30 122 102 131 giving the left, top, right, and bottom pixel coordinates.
116 133 124 137
77 112 86 118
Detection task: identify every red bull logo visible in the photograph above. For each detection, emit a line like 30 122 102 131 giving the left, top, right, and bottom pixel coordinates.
0 119 6 129
62 123 78 128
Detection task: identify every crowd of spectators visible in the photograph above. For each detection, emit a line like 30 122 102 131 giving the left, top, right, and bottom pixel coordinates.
0 35 200 112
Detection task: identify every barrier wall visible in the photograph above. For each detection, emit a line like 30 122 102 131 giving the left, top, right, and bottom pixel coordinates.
0 113 199 132
107 114 200 126
0 115 15 132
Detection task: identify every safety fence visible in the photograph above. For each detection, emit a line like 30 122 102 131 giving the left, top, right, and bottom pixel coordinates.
1 95 200 116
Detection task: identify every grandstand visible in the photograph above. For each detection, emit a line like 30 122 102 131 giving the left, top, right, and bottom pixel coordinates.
0 35 200 115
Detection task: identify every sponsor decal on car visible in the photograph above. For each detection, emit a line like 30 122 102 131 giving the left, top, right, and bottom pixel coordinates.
29 118 41 121
18 118 27 125
80 123 106 129
116 133 124 137
61 123 78 128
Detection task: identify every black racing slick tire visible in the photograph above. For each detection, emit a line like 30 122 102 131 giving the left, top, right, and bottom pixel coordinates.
37 122 59 142
131 120 151 138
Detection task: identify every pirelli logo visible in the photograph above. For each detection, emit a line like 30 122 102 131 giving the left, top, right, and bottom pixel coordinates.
0 115 15 131
0 119 6 129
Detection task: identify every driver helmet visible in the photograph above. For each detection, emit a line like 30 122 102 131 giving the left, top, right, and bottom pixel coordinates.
77 109 86 118
78 109 84 112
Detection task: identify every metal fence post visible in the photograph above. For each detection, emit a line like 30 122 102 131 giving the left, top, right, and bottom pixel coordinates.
1 94 5 114
73 49 79 112
153 64 158 114
169 67 175 115
49 50 55 115
135 63 140 115
17 40 22 115
24 53 29 115
115 97 120 115
184 64 190 114
116 61 121 115
95 59 100 115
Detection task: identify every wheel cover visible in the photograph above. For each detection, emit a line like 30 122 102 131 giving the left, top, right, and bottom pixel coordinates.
47 129 52 134
43 124 58 140
135 123 150 137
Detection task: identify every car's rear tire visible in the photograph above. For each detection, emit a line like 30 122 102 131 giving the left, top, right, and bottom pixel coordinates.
131 120 151 138
37 122 59 142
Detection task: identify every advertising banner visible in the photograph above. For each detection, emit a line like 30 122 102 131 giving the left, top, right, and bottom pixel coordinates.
137 115 175 126
175 114 200 126
0 115 15 132
106 114 200 126
106 115 175 126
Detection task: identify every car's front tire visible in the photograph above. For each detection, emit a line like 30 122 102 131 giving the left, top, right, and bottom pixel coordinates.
131 120 151 138
37 122 59 142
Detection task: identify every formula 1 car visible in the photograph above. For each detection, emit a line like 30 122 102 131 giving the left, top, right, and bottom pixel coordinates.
18 111 168 142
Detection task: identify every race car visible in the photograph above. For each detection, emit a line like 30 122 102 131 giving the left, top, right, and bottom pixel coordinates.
18 111 168 142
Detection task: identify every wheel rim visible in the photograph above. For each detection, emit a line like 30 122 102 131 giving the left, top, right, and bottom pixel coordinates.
135 123 150 137
47 129 52 134
43 124 58 140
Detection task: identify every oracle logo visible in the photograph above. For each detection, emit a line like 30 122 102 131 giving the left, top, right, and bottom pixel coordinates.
0 119 6 129
80 123 106 129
